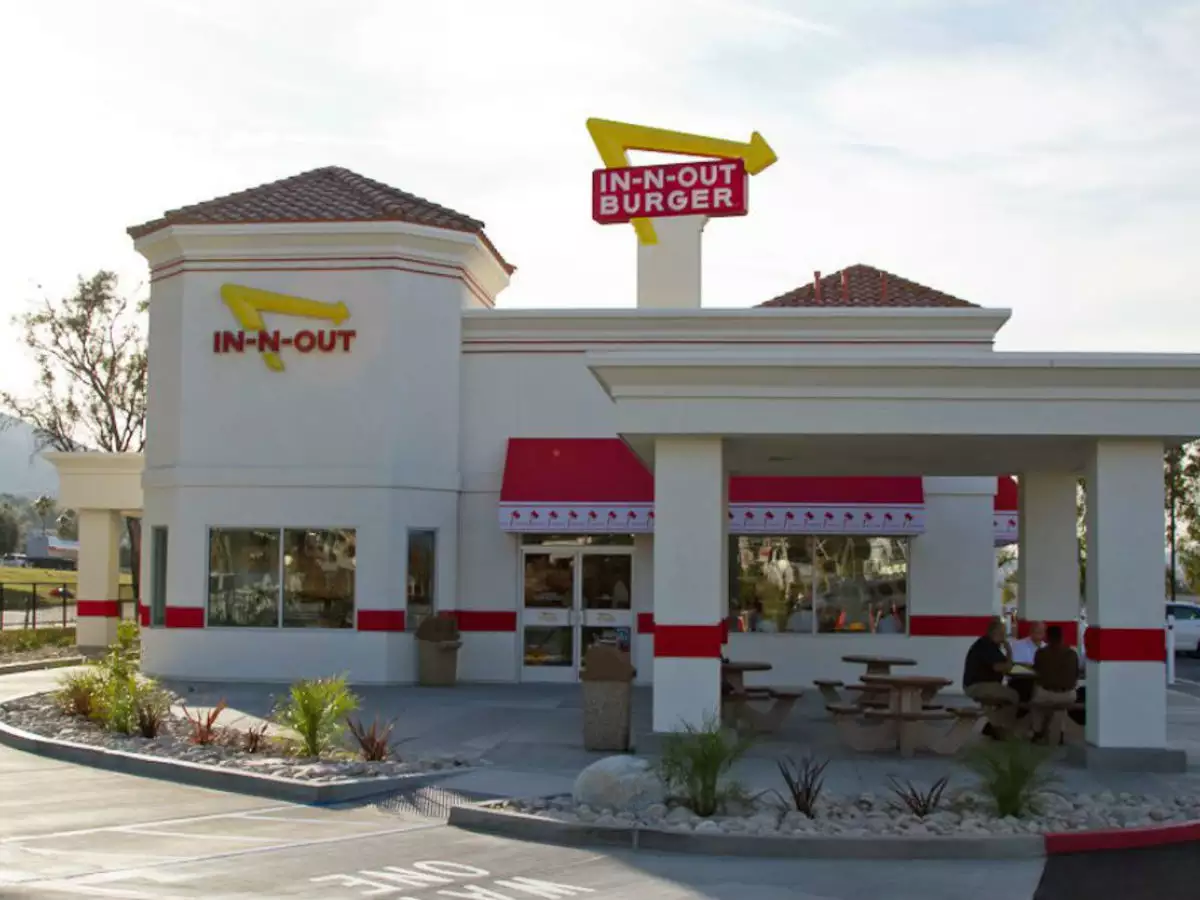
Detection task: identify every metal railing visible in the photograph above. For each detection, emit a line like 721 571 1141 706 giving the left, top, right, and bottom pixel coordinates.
0 583 137 630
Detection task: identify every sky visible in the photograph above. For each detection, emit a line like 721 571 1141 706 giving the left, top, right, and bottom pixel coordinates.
1 0 1198 396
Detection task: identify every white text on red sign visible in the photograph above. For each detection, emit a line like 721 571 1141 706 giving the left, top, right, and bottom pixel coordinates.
591 159 748 224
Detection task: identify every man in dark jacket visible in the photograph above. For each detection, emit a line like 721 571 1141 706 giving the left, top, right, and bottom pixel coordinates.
963 618 1018 733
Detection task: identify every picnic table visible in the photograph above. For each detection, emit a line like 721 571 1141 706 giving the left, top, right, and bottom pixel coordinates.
841 654 918 676
855 673 969 757
720 661 803 734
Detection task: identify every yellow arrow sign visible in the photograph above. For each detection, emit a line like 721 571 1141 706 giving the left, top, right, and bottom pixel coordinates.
586 118 778 244
219 284 350 372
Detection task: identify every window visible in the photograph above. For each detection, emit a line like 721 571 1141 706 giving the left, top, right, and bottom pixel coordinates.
207 528 355 629
407 530 436 631
728 535 909 635
520 534 634 547
150 526 168 627
1168 604 1199 620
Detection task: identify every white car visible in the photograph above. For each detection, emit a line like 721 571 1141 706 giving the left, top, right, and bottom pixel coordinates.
1167 602 1200 655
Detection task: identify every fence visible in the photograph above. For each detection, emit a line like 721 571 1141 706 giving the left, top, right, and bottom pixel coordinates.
0 583 137 630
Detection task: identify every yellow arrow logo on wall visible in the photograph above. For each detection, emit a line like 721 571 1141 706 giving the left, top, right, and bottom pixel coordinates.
586 118 779 245
219 285 350 372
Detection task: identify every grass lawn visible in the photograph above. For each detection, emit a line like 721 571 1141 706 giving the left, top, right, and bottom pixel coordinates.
0 627 77 657
0 566 134 607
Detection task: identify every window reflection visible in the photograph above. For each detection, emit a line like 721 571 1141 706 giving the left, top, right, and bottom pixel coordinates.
208 529 282 627
582 555 632 610
283 529 355 629
407 530 436 631
524 553 574 608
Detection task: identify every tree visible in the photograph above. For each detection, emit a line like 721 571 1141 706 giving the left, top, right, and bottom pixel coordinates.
1165 443 1200 600
0 503 19 556
1 271 147 594
32 494 55 536
56 509 78 541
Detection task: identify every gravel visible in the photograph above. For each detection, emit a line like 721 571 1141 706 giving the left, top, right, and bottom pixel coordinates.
0 692 479 783
501 786 1200 837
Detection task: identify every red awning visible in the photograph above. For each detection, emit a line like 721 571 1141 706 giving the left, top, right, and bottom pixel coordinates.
499 439 1015 540
993 475 1019 545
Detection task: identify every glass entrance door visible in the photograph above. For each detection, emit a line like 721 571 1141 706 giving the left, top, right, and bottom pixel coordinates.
520 549 634 682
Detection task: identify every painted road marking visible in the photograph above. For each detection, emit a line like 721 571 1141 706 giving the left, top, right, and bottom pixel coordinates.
311 861 596 899
0 804 295 844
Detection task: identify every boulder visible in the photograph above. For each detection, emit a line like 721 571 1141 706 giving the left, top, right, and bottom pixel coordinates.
572 755 665 813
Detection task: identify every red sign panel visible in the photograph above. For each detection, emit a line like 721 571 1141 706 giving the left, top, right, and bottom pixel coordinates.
592 159 748 224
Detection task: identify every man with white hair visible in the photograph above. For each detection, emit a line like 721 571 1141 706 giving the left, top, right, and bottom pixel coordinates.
1008 620 1046 666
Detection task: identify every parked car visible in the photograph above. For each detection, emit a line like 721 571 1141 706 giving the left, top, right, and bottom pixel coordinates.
1167 602 1200 655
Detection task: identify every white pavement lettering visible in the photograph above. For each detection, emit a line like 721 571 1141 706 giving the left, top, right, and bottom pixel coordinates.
310 862 594 899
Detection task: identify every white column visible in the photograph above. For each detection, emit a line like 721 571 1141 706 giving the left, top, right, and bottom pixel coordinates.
1017 473 1081 643
636 216 706 309
1083 440 1179 767
76 509 123 649
652 437 725 732
909 477 996 629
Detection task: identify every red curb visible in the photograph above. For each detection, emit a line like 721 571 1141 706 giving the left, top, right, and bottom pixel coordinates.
1045 820 1200 855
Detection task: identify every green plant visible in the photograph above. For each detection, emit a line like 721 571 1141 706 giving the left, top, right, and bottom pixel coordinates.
962 738 1057 818
54 668 105 717
658 715 753 817
273 675 359 758
346 716 398 762
115 620 140 656
887 775 950 817
95 674 139 734
2 628 77 656
132 683 171 738
182 700 227 745
243 722 270 753
775 754 829 818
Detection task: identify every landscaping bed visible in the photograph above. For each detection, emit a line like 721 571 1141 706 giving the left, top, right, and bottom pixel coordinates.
0 628 79 665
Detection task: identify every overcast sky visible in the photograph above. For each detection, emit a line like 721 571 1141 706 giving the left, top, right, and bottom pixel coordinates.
1 0 1198 395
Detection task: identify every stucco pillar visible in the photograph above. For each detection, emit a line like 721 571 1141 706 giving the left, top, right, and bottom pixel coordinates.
637 216 706 309
908 477 997 641
652 437 725 732
1078 440 1183 770
1017 473 1080 644
75 509 123 649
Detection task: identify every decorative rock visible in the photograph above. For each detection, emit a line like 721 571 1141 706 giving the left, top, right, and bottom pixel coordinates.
571 755 664 814
695 820 721 834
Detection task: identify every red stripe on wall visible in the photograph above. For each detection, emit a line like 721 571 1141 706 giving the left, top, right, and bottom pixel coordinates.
1084 627 1165 662
637 613 655 633
443 610 518 632
1016 619 1080 646
357 610 406 632
164 606 205 628
908 615 994 637
653 624 725 658
77 600 121 618
138 604 150 627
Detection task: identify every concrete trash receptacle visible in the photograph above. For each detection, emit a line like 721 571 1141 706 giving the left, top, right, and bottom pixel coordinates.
581 645 636 751
415 616 462 687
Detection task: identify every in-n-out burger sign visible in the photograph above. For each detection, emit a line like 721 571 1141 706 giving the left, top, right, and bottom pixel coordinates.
592 159 748 224
215 284 355 372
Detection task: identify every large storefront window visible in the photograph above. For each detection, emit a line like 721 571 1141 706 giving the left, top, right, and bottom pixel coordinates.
208 528 355 628
406 530 436 631
729 535 908 635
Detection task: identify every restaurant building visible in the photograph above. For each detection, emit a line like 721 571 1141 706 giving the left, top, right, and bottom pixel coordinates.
49 162 1200 767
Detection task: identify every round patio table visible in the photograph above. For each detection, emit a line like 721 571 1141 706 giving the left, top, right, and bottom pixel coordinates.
861 673 952 713
841 654 918 677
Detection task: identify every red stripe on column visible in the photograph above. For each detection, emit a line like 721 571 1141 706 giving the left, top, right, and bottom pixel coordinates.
908 615 994 637
1016 619 1079 646
443 610 518 632
138 604 150 627
164 606 205 628
77 600 121 618
357 610 406 631
637 613 655 633
653 624 725 658
1084 627 1165 662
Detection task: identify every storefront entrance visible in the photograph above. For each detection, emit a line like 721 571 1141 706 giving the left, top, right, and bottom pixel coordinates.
519 542 634 682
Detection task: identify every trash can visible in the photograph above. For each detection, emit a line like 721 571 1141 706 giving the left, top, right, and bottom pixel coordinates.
581 644 636 751
415 616 462 687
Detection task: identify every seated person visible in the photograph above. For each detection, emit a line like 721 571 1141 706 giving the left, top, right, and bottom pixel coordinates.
963 618 1018 734
1031 625 1080 743
875 603 906 634
785 598 814 633
1008 621 1046 665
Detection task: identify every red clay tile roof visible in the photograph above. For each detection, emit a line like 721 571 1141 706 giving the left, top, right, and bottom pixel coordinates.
127 166 513 272
758 264 976 309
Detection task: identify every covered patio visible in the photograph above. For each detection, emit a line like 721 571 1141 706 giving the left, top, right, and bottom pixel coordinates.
588 350 1200 770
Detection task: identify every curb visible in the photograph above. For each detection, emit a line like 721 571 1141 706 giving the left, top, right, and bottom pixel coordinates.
0 657 86 677
0 716 474 805
449 801 1200 860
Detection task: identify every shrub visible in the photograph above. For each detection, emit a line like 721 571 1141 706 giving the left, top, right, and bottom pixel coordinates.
55 668 105 717
347 716 398 762
274 675 359 758
95 674 139 734
775 754 828 818
658 715 753 817
115 620 140 655
962 738 1057 818
0 628 75 656
133 683 172 739
243 722 270 753
887 775 950 817
182 700 227 745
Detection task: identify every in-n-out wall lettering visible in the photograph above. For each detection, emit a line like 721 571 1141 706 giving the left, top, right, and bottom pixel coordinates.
215 284 356 372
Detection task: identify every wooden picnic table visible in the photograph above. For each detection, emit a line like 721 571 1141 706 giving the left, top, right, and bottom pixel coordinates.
720 661 804 734
858 673 956 757
721 660 771 693
841 654 918 677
